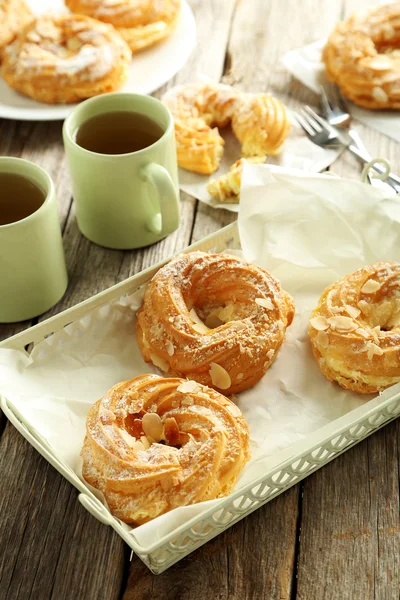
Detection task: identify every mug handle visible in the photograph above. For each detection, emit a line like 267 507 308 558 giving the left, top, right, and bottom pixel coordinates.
141 163 180 235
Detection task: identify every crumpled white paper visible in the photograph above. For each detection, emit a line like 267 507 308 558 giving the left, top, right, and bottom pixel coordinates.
282 39 400 143
1 165 400 548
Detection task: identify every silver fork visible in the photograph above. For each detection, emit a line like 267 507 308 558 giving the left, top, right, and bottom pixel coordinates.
295 107 400 193
320 82 400 188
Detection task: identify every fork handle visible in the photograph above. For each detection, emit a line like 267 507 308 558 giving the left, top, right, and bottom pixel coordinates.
347 144 400 193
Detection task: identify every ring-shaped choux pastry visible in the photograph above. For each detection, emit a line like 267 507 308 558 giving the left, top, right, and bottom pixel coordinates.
309 261 400 394
65 0 181 53
323 3 400 110
1 14 132 104
136 252 295 394
162 82 291 174
81 374 250 524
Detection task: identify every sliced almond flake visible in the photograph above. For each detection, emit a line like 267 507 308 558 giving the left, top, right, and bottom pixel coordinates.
255 297 274 310
371 325 381 342
345 304 361 319
267 349 275 359
327 316 358 331
219 303 235 322
209 362 231 390
181 395 194 406
310 316 329 331
357 300 371 314
234 321 247 330
356 327 370 339
192 322 211 334
365 341 384 360
189 308 210 333
132 440 146 452
142 413 164 442
177 380 200 394
166 340 175 356
227 403 242 417
119 428 136 447
150 353 170 373
189 308 206 325
236 373 244 380
140 436 151 449
316 331 329 348
277 320 285 331
361 279 381 294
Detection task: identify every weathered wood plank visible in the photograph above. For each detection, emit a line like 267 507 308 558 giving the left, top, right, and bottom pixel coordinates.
124 487 299 600
0 424 126 600
296 422 400 600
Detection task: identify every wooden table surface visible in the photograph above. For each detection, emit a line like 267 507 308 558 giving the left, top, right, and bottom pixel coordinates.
1 0 400 598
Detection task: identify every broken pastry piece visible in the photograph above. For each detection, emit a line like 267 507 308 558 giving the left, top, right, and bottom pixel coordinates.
207 156 266 203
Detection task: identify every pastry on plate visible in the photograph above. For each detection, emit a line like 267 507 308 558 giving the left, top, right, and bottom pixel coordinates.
136 251 295 394
0 0 32 52
309 261 400 393
1 14 132 103
162 82 291 174
65 0 181 53
207 156 266 203
81 374 250 524
323 3 400 109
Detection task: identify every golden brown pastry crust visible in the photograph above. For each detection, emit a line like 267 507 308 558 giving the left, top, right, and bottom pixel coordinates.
1 14 132 104
323 3 400 110
0 0 32 52
162 82 291 174
81 374 250 525
308 261 400 394
207 156 266 203
136 252 295 394
65 0 181 53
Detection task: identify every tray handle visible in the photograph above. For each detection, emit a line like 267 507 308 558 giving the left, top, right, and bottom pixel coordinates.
78 494 114 526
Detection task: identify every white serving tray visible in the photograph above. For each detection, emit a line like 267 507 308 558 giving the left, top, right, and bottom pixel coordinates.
1 222 400 574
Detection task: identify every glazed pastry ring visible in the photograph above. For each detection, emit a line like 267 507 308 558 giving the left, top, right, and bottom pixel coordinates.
81 374 250 524
309 261 400 393
136 251 295 394
1 14 132 104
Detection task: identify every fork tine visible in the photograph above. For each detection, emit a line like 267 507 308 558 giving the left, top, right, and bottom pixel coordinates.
319 84 332 117
302 106 324 131
293 112 315 137
332 83 349 113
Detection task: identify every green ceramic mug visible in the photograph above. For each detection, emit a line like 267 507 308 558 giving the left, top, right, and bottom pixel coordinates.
0 158 68 323
63 92 180 250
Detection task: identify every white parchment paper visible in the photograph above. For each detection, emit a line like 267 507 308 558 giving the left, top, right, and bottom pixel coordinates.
282 39 400 143
1 166 400 547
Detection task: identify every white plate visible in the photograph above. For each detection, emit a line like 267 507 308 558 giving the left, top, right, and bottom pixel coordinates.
0 0 196 121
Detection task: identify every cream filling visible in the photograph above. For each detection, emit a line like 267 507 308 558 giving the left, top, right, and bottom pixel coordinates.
324 355 400 387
